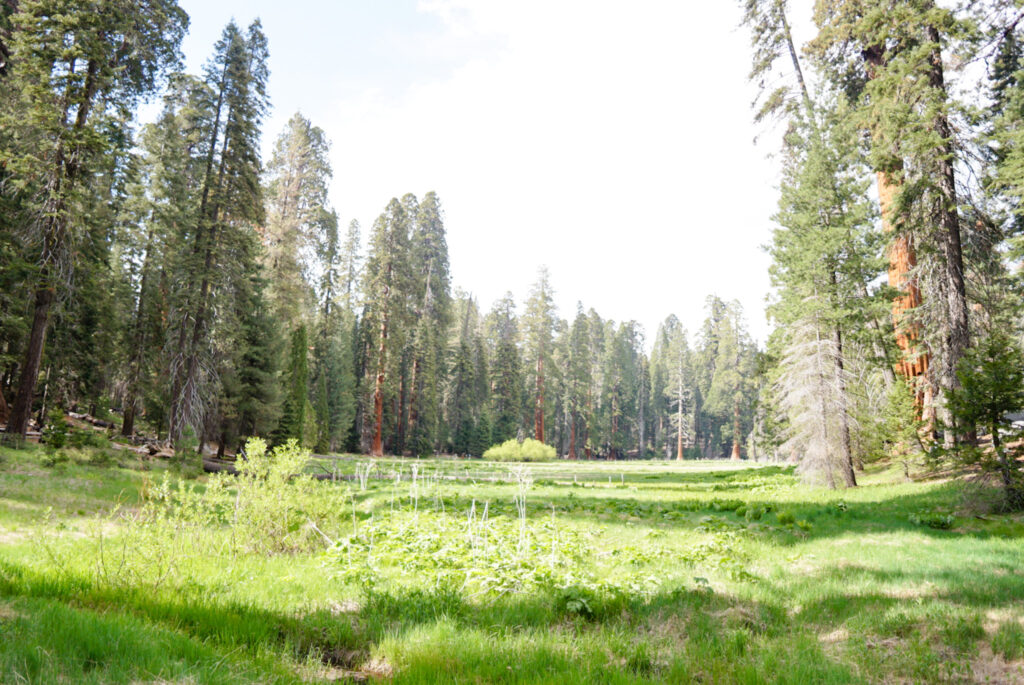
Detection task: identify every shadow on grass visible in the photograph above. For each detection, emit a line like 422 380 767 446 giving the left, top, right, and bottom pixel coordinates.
0 558 861 684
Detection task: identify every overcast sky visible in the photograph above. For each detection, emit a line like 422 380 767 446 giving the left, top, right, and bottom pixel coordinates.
172 0 799 345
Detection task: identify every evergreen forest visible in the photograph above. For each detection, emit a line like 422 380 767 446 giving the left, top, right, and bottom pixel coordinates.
2 2 1024 683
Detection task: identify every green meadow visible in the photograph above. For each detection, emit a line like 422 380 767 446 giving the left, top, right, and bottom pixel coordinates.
1 443 1022 684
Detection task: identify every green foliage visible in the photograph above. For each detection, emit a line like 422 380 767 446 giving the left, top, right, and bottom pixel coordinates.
909 510 955 530
41 407 68 450
943 332 1024 510
992 620 1024 661
776 510 795 526
483 438 556 462
274 325 310 447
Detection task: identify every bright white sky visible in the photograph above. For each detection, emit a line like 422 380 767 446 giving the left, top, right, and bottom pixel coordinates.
172 0 806 345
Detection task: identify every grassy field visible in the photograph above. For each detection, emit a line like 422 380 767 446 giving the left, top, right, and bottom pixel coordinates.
1 442 1023 684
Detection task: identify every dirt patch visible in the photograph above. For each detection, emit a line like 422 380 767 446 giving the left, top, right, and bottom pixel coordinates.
328 599 361 615
0 601 23 621
320 656 393 682
819 627 849 644
713 605 768 634
971 645 1024 684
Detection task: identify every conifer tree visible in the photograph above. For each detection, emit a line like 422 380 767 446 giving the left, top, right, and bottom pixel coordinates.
168 20 269 447
810 1 973 425
263 112 334 328
362 198 411 456
663 319 694 461
407 192 451 455
522 267 556 444
565 305 591 459
488 293 523 444
1 0 187 437
274 324 309 445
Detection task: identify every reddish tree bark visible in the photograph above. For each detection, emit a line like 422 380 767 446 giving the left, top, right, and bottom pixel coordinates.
730 399 742 461
568 413 577 459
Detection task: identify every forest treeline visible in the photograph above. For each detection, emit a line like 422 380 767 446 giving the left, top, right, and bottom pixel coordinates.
3 1 1024 507
0 3 760 461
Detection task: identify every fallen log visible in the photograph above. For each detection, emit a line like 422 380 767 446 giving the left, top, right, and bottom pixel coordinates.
68 412 116 430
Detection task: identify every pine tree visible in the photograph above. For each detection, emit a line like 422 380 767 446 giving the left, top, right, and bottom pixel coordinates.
274 324 309 446
168 20 269 447
944 332 1024 509
565 304 591 459
664 320 694 461
704 299 757 460
1 0 187 437
488 293 523 444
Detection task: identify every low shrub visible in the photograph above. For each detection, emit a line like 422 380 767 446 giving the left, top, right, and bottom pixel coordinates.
910 510 955 530
483 438 556 462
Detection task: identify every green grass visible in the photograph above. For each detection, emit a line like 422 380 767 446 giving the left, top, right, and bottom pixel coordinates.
1 442 1023 683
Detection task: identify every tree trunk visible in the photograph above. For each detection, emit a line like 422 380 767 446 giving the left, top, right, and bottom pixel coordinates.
371 308 388 457
925 23 970 417
637 381 645 458
122 229 155 437
569 412 577 459
407 356 419 451
676 381 684 461
396 368 406 453
534 355 544 443
833 323 858 486
730 397 742 460
864 43 931 393
0 382 8 425
8 286 55 437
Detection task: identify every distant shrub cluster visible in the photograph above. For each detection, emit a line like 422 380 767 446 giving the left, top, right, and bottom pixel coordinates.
483 438 556 462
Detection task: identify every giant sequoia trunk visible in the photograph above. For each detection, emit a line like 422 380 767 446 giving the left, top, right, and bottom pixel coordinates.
730 398 742 460
880 170 933 411
569 412 577 459
864 43 932 409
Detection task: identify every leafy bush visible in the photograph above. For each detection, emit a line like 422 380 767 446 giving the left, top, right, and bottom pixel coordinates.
910 510 955 530
776 510 795 526
744 505 765 522
483 438 556 462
